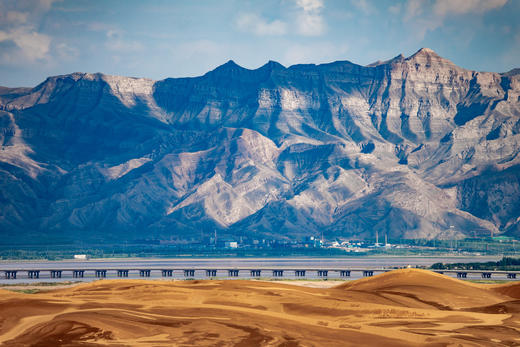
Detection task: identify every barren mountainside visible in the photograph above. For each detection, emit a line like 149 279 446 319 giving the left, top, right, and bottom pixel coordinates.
1 48 520 243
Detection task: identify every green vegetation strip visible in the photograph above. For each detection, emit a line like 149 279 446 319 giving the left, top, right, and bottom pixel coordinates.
431 257 520 271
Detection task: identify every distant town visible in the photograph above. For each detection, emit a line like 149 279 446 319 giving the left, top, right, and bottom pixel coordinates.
198 234 519 255
1 233 518 260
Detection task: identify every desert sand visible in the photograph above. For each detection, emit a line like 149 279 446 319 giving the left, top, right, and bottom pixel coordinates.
1 269 520 346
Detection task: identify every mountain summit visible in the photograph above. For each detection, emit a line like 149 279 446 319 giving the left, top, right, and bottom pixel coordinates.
1 49 519 243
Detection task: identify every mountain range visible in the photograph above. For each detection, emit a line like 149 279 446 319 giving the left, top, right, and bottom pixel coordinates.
1 48 519 244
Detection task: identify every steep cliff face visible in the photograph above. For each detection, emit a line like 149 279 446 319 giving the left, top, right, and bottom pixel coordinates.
1 48 519 243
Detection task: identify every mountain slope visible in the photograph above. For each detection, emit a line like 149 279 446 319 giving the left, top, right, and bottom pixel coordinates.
1 48 519 243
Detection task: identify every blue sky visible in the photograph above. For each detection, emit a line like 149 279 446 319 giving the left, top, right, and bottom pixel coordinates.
0 0 519 87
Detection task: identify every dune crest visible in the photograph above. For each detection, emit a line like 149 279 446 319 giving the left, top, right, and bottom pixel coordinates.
335 268 508 309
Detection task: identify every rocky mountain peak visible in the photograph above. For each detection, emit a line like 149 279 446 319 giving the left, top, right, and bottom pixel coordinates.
405 47 455 67
208 60 244 74
1 50 519 243
260 60 286 72
366 54 405 67
412 47 437 55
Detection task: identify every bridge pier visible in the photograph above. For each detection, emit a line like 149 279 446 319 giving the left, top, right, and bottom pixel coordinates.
228 270 239 277
457 272 467 278
272 270 283 277
117 270 129 277
161 270 173 277
95 270 107 278
206 270 217 277
317 270 328 278
28 270 40 279
73 270 84 278
508 273 517 279
250 270 261 277
481 272 492 279
4 271 17 279
363 270 374 277
295 270 306 277
184 270 195 278
340 270 351 277
139 270 151 277
51 270 62 278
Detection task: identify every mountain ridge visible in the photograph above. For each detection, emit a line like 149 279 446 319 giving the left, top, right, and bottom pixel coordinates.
1 48 519 243
1 47 514 93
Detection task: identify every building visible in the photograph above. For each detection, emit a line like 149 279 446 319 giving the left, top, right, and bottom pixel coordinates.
74 254 89 260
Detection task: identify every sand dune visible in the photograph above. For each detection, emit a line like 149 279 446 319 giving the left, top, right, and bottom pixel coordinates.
336 268 509 309
1 269 520 346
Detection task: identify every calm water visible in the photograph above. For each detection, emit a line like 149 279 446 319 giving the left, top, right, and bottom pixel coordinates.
0 256 507 284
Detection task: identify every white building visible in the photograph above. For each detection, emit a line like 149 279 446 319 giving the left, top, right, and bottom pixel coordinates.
74 254 89 260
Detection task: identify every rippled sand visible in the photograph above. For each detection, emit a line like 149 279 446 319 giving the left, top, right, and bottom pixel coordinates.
1 269 520 346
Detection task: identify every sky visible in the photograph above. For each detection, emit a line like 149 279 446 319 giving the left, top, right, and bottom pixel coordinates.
0 0 519 87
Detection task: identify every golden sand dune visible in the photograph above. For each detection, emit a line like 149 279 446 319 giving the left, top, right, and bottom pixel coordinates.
1 269 520 346
336 268 508 309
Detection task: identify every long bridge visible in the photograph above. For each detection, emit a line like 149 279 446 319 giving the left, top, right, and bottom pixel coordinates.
2 267 519 280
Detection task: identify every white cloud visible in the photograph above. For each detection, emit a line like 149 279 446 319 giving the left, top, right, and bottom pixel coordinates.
236 13 287 36
295 0 326 36
434 0 508 16
406 0 508 20
351 0 375 14
296 0 324 12
0 0 63 65
0 0 62 25
0 27 51 63
403 0 508 40
234 0 326 37
404 0 424 19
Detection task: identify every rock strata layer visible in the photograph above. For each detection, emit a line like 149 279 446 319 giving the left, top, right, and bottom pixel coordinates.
1 48 519 242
